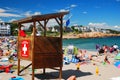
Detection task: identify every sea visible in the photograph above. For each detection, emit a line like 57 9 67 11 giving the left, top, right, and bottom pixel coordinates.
63 36 120 51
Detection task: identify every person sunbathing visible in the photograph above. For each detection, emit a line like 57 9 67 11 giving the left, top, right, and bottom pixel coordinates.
75 49 92 62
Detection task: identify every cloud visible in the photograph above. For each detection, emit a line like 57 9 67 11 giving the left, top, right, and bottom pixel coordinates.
47 19 58 26
58 9 69 12
24 11 41 17
0 8 21 17
70 4 77 8
82 11 87 14
88 22 120 31
0 12 21 17
114 25 120 28
66 4 77 10
113 25 120 31
73 24 78 26
59 4 77 12
116 0 120 2
9 19 16 22
0 8 6 13
88 22 110 28
0 18 4 22
24 11 32 17
34 12 41 15
37 19 63 27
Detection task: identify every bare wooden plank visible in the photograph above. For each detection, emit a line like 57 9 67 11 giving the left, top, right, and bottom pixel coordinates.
34 54 62 69
34 36 62 54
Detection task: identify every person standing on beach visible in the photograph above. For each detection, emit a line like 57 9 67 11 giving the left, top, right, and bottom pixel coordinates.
109 45 114 53
102 45 109 55
96 44 100 51
67 44 74 55
19 26 26 37
113 43 119 54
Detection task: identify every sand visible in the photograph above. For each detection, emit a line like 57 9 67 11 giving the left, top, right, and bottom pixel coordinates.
0 51 120 80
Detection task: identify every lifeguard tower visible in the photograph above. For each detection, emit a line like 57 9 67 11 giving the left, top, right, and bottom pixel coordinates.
13 11 69 80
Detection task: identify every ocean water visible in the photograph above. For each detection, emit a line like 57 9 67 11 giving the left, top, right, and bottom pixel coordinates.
63 36 120 51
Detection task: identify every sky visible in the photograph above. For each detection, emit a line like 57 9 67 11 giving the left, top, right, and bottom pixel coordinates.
0 0 120 30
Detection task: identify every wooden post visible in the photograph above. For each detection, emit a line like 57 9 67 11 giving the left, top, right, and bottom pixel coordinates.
60 16 63 39
43 19 49 74
43 19 49 37
59 66 62 79
18 59 20 75
17 23 21 75
43 68 45 74
60 16 63 80
55 16 63 79
32 21 36 80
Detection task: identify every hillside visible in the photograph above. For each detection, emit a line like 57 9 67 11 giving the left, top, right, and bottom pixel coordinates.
62 32 120 39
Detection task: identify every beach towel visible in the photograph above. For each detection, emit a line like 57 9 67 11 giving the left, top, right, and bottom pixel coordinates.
110 77 120 80
9 76 24 80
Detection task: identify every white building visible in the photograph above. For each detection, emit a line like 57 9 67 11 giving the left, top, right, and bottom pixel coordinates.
0 22 11 36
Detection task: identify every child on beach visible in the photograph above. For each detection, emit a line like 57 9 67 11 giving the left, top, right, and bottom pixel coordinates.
20 26 26 37
104 55 110 64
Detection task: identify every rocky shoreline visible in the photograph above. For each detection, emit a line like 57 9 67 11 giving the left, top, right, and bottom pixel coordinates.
62 32 120 39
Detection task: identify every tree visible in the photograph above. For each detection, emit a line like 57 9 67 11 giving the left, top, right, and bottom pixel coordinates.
28 24 33 32
10 23 18 36
71 26 75 30
79 25 83 27
37 25 43 31
54 25 59 32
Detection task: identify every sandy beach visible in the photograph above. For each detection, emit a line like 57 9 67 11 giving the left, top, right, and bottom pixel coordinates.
0 50 120 80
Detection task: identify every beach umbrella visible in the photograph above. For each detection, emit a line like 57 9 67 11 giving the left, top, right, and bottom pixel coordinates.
73 46 78 55
64 47 68 56
115 53 120 60
114 61 120 68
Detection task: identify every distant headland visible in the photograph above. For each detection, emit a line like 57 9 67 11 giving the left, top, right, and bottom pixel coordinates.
62 32 120 39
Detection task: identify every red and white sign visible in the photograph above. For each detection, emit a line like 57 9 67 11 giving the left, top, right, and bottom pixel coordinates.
21 40 29 58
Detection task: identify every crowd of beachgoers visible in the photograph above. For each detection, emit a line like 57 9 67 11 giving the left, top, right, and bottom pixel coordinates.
0 36 119 66
63 43 119 65
0 36 17 60
0 36 120 80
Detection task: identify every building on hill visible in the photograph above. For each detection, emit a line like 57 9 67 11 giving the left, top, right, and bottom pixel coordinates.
0 22 11 36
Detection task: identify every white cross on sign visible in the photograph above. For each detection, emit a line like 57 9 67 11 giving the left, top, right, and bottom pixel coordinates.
22 44 27 54
21 40 29 57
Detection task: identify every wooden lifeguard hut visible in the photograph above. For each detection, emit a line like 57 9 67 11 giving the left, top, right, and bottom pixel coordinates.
13 11 69 80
